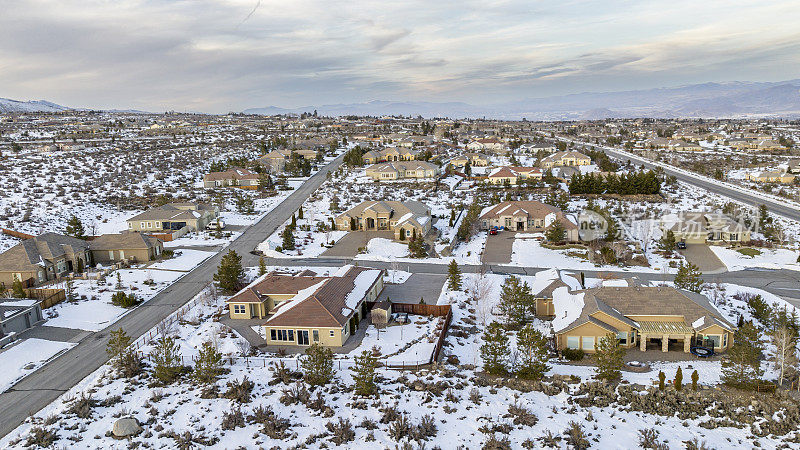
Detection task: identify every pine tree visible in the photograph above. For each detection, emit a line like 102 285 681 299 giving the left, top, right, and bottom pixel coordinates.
721 321 763 388
298 206 304 220
291 214 297 229
213 250 244 293
480 322 509 375
447 260 462 291
497 276 535 329
516 324 550 380
545 220 566 243
659 230 676 253
674 367 683 391
106 328 142 378
658 371 666 390
281 226 296 251
691 369 699 390
12 279 27 298
674 262 704 292
65 214 86 239
595 333 624 381
152 336 183 384
351 350 379 396
258 257 268 276
193 341 223 384
302 343 334 386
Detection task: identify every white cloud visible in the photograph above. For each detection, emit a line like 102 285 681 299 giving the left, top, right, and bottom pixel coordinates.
0 0 798 112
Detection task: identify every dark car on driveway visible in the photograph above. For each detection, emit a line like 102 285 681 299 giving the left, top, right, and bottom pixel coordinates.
676 241 687 250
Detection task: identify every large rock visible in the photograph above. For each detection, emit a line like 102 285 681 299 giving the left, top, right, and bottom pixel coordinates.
112 417 142 438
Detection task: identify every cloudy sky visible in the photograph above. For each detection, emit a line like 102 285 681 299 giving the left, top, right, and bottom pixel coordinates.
1 0 799 113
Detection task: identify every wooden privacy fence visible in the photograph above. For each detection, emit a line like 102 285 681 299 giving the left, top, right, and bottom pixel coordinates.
26 288 66 309
392 302 451 317
1 228 34 240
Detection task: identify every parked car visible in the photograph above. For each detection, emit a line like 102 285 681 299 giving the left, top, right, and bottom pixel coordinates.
676 241 687 250
207 220 226 230
489 228 498 235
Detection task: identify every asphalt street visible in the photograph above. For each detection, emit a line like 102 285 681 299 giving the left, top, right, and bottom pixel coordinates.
0 153 344 439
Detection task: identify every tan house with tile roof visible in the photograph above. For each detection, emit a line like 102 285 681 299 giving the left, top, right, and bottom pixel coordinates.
126 203 219 233
202 167 260 188
362 147 418 164
486 166 542 185
365 161 440 181
449 152 490 168
660 212 750 244
89 233 163 263
540 151 591 169
553 285 735 353
0 232 91 287
479 200 579 240
747 170 795 184
335 200 432 240
226 266 385 347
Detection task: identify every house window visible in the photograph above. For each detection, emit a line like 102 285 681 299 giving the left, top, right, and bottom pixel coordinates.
617 332 627 345
108 250 115 259
729 233 738 241
147 222 152 228
140 222 146 228
704 335 721 348
128 222 133 229
271 329 292 342
233 304 247 315
155 221 161 228
566 336 580 349
330 330 335 337
723 333 728 347
313 330 319 342
581 336 595 351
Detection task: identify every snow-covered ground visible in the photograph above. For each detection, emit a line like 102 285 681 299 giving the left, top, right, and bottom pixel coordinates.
354 317 442 365
0 339 76 393
709 245 800 271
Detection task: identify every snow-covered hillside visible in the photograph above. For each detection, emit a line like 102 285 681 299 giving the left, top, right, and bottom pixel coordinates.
0 98 71 114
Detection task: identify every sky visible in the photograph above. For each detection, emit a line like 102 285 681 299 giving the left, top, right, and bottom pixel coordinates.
1 0 799 113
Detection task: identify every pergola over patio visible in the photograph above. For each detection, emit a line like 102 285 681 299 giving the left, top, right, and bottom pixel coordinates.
638 320 694 352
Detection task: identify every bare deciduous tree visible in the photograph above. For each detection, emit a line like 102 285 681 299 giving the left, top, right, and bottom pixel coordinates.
472 274 494 327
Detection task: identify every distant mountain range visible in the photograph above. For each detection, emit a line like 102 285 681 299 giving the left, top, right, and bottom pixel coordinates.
0 98 71 114
244 79 800 120
5 79 800 119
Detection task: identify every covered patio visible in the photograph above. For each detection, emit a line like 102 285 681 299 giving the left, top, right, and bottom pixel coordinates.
637 321 694 353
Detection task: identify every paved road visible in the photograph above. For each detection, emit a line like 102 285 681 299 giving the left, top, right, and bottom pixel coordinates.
262 256 800 308
0 154 344 439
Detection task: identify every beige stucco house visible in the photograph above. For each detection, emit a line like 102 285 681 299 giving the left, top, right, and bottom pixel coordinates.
540 151 591 169
553 285 735 353
449 152 490 168
127 203 219 234
365 161 440 181
226 266 385 347
362 147 418 164
479 201 579 240
485 166 543 185
89 233 163 263
747 171 796 184
0 233 91 287
660 212 750 244
335 200 432 240
203 167 260 188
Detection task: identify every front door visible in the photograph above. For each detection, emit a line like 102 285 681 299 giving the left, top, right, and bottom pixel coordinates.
517 221 524 231
297 330 309 345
